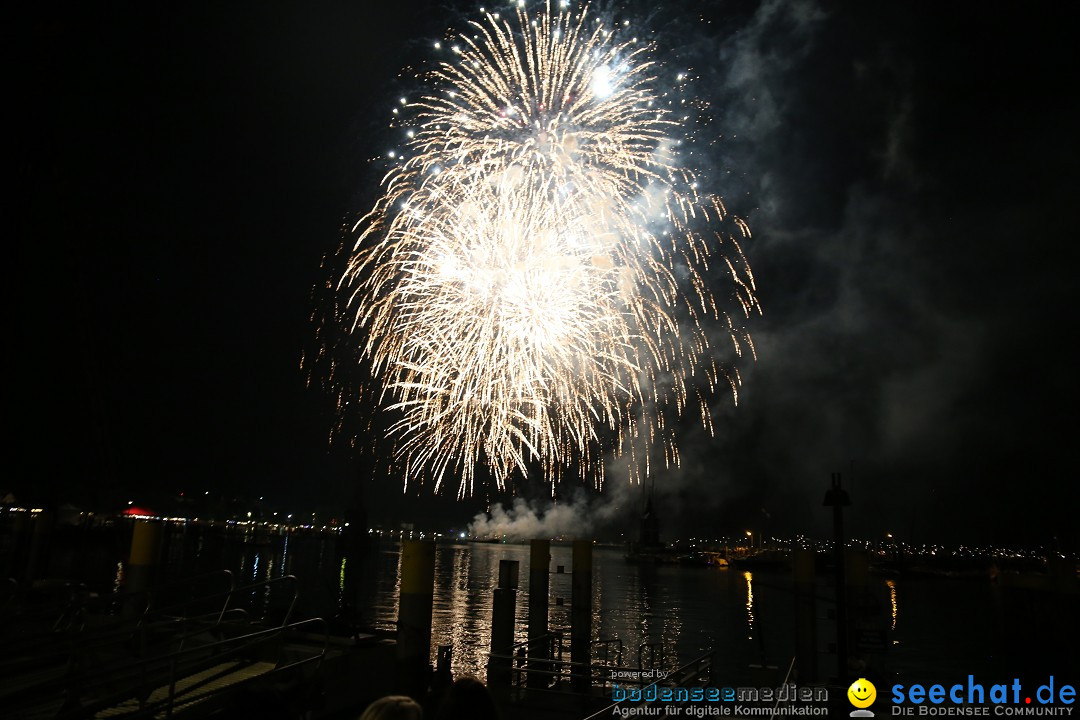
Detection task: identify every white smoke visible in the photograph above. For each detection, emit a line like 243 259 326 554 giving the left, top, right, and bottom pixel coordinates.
468 498 585 540
468 488 634 541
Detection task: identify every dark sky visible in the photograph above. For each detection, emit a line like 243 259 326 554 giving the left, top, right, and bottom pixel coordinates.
11 1 1079 547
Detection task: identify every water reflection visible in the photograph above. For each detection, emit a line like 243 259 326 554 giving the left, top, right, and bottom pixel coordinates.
350 544 778 679
154 531 1036 686
603 561 688 667
151 533 796 680
264 554 275 618
430 544 495 678
886 579 898 631
744 571 755 640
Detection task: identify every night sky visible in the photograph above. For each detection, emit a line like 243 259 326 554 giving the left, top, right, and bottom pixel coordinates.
11 1 1079 547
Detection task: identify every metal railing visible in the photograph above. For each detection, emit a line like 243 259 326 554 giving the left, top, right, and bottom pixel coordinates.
58 616 329 719
489 632 673 699
637 640 668 671
0 571 238 694
221 574 300 628
0 572 312 718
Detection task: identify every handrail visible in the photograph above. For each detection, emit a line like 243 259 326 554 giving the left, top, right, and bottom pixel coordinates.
491 653 674 698
507 629 560 650
498 632 626 691
0 571 237 678
0 573 263 715
637 640 671 670
0 581 90 641
223 574 299 627
57 617 328 719
155 617 330 720
594 637 624 666
503 631 622 662
768 656 797 720
140 569 236 624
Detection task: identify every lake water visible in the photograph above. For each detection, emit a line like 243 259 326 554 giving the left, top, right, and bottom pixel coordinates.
148 526 1078 689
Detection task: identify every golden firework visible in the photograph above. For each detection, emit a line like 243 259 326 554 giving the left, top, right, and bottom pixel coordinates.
340 2 758 496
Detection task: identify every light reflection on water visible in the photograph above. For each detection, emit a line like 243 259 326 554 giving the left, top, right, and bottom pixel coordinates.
354 542 781 681
161 530 1073 685
886 579 898 631
744 571 755 640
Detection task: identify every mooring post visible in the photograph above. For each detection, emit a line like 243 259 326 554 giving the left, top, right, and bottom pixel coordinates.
571 539 592 692
793 547 817 682
433 644 454 698
397 539 436 697
527 539 551 689
6 512 32 581
488 559 519 697
823 473 850 682
846 547 869 660
125 519 163 615
24 510 55 585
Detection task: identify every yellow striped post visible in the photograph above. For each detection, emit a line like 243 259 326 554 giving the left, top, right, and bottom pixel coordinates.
125 520 164 613
396 539 436 694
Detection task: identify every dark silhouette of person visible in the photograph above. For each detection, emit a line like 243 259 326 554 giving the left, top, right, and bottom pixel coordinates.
434 676 500 720
359 695 423 720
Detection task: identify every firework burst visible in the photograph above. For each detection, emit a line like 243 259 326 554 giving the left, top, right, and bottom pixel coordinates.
331 2 759 497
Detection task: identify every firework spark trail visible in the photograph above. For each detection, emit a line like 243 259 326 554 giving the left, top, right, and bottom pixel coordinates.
337 2 759 497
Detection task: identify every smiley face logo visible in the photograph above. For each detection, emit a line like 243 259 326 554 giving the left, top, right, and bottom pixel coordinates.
848 678 877 709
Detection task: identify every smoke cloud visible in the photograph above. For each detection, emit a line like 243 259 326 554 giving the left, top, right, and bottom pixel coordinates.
468 497 587 540
468 482 637 540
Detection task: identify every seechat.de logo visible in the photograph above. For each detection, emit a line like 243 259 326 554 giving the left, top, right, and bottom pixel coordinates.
891 675 1076 715
849 678 877 717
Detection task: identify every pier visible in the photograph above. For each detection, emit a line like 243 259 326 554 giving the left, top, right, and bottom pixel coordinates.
2 507 1076 719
